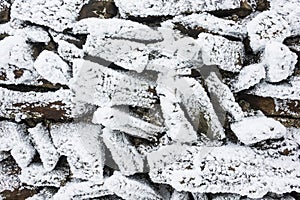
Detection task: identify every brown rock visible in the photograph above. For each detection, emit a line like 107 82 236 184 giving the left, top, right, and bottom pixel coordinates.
78 0 118 20
0 8 9 24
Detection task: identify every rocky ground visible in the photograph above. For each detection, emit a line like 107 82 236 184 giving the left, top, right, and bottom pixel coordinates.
0 0 300 199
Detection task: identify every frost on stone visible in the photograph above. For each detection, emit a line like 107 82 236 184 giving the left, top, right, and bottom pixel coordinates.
231 63 266 92
192 193 209 200
205 72 244 122
71 59 157 108
0 121 35 169
0 35 39 85
93 107 164 141
162 75 225 140
57 40 84 64
73 18 161 73
52 180 112 200
287 128 300 146
211 193 241 200
173 13 247 39
0 88 73 120
262 42 297 83
114 0 241 17
0 152 10 162
102 128 145 175
0 158 21 193
26 188 56 200
157 85 198 143
28 123 60 172
103 171 163 200
231 115 287 145
34 50 71 85
11 0 89 32
50 122 104 182
148 143 300 198
197 33 244 72
247 11 291 52
248 76 300 100
19 163 68 187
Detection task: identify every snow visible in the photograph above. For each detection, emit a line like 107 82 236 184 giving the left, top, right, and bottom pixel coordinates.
114 0 241 17
247 11 291 52
148 143 300 198
0 158 20 192
0 35 38 85
102 128 145 175
231 115 287 145
170 191 189 200
197 33 245 72
34 50 71 85
231 63 266 92
262 42 297 83
28 123 60 172
11 0 89 32
57 40 84 64
173 13 247 39
93 107 164 141
50 122 104 182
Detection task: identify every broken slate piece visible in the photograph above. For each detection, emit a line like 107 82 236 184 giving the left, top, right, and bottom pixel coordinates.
102 128 145 175
230 115 286 145
262 42 297 83
28 123 60 172
197 33 244 72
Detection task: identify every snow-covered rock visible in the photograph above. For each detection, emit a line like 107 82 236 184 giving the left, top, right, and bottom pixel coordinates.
197 33 244 72
247 11 291 52
28 123 60 172
231 115 287 145
34 50 71 85
231 63 266 92
11 0 89 32
262 42 297 83
50 122 104 182
115 0 241 17
102 128 145 175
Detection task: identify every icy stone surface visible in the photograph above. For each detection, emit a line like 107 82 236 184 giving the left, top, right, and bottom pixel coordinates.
0 158 20 192
173 13 247 39
148 143 300 198
231 115 287 145
262 42 297 83
34 50 71 85
197 33 244 72
19 163 68 187
26 188 56 200
50 122 104 182
205 72 244 122
231 63 266 92
247 11 291 52
102 128 145 175
104 172 163 200
28 123 60 172
114 0 241 17
93 107 164 140
170 191 190 200
11 0 89 32
57 40 84 64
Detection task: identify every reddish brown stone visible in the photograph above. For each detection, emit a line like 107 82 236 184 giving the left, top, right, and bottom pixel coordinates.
78 0 117 20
